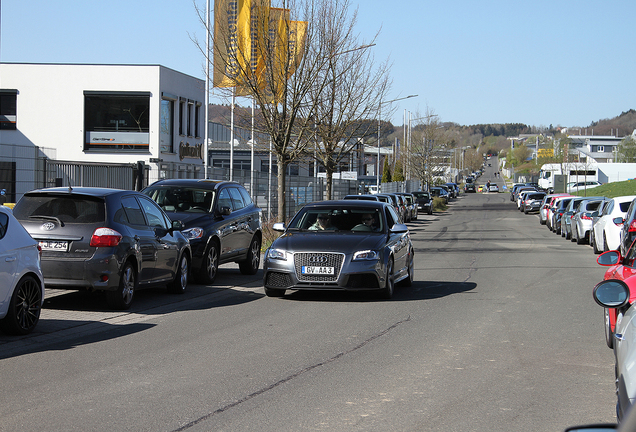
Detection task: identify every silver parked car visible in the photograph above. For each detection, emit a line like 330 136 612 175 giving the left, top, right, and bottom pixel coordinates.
263 200 414 299
571 198 606 245
593 277 636 421
0 205 45 335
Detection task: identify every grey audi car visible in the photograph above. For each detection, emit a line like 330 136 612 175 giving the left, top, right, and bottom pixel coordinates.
13 187 191 310
263 200 414 299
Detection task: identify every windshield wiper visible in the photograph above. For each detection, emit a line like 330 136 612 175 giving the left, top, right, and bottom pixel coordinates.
28 215 64 225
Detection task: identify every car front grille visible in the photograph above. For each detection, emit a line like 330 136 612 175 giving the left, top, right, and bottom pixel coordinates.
294 252 345 282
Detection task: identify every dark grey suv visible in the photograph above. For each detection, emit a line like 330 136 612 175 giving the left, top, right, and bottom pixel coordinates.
13 187 191 309
142 179 262 284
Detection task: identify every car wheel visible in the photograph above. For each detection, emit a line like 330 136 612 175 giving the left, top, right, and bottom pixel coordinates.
592 231 601 254
428 207 433 215
239 236 261 275
168 253 189 294
107 261 136 310
380 258 395 299
264 287 286 297
199 241 220 284
576 228 585 244
605 308 614 349
400 251 414 287
0 275 42 335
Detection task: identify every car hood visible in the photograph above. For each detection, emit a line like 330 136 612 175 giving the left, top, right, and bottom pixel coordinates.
271 231 386 253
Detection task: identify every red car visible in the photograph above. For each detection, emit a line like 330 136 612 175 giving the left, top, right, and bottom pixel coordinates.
597 240 636 348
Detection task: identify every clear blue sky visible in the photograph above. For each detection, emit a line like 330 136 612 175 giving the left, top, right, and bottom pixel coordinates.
2 0 635 128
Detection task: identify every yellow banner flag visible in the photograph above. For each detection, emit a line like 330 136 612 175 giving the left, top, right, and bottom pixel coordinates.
214 0 268 88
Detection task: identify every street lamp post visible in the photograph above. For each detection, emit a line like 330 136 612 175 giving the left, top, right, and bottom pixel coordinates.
377 94 417 190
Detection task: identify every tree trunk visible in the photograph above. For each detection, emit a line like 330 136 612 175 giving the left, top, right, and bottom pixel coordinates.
277 154 288 223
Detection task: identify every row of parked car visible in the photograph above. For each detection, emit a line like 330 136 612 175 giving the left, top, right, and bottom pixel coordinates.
511 181 636 422
2 180 448 335
0 179 264 335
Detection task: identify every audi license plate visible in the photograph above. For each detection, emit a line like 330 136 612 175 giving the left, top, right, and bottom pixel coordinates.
302 266 334 275
39 240 69 252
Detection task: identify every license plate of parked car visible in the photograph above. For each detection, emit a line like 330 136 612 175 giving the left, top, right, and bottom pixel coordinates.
39 240 69 252
301 266 334 275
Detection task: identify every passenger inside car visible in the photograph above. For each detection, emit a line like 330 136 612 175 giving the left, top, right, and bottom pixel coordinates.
309 213 336 230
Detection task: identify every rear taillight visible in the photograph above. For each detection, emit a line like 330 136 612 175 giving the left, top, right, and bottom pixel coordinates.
581 214 592 220
37 244 42 259
629 221 636 233
90 227 123 247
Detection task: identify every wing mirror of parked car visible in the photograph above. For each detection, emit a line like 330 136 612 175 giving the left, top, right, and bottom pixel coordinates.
597 250 621 266
217 206 232 217
593 279 630 308
613 217 625 226
272 222 286 232
389 223 408 234
171 220 185 231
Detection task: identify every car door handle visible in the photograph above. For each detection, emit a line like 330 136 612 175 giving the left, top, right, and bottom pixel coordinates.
5 256 16 262
615 333 625 341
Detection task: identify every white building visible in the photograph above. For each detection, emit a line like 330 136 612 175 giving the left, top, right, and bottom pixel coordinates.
0 63 205 199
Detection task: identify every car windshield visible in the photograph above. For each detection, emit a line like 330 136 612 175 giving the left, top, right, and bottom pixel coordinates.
144 186 215 213
288 207 384 233
412 192 430 199
13 194 105 224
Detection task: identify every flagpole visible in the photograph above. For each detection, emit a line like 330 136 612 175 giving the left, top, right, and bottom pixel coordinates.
250 98 255 196
204 0 210 179
230 88 235 181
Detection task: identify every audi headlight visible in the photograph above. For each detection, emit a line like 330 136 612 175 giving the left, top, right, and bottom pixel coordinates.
181 227 204 240
267 248 288 261
353 250 379 261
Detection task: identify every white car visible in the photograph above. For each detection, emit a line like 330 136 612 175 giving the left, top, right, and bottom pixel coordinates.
0 205 44 335
591 195 636 254
489 184 499 193
567 180 602 192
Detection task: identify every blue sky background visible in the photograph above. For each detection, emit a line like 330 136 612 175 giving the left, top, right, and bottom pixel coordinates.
2 0 635 128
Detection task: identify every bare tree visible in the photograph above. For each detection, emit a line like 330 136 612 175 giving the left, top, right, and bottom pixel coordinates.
408 108 448 190
307 0 391 199
194 0 348 221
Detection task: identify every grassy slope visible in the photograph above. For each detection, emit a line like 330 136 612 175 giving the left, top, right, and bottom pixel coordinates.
573 179 636 199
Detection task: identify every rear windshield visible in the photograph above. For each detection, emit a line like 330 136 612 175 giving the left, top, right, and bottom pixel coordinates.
13 194 105 223
528 193 545 200
621 202 633 212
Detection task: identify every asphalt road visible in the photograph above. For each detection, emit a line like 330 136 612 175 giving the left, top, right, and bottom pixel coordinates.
0 180 617 431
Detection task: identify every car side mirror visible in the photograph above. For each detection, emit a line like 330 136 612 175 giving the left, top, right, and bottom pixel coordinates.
597 250 621 266
272 222 286 232
592 279 630 308
171 220 185 231
389 223 408 234
613 217 625 225
217 206 232 216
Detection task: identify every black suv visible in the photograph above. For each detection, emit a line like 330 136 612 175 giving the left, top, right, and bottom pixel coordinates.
412 191 433 215
143 179 262 284
13 187 191 309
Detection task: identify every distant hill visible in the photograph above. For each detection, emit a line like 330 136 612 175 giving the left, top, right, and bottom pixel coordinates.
584 109 636 136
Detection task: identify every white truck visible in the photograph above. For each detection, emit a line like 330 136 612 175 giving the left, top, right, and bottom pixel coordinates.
538 162 636 191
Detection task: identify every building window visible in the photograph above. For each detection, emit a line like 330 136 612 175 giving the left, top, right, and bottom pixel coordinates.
187 101 193 137
160 99 174 153
0 90 17 130
84 92 150 151
179 99 186 136
597 146 605 153
195 103 201 138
